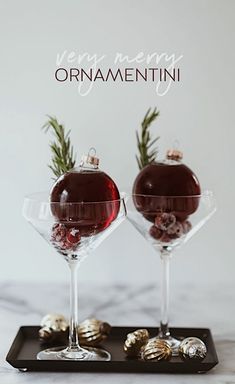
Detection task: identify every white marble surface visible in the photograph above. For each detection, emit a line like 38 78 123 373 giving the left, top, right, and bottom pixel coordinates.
1 281 235 383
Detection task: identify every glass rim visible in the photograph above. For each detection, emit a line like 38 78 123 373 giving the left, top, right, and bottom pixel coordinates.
24 191 127 206
132 190 214 199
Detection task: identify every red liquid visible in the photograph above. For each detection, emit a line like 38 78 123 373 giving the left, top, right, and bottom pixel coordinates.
133 162 201 222
51 170 120 236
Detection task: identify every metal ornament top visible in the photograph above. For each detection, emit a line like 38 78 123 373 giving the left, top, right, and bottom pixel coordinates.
81 147 99 167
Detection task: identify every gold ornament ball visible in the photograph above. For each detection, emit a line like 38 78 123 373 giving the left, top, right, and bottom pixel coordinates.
78 318 111 347
124 329 149 357
142 339 172 361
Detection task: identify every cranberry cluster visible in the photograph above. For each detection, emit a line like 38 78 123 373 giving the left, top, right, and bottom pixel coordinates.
51 223 81 252
149 213 192 243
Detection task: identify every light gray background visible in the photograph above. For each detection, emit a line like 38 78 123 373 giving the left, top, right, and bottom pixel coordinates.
0 0 234 286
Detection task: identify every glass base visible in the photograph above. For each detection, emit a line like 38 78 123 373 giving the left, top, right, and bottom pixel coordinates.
151 335 181 356
37 345 111 361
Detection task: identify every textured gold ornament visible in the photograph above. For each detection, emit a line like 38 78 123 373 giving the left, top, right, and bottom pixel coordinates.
78 318 111 347
124 329 149 357
142 339 172 361
39 313 69 342
179 337 207 361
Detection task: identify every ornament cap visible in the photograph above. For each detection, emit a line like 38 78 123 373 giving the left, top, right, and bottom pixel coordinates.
166 149 183 162
81 147 99 168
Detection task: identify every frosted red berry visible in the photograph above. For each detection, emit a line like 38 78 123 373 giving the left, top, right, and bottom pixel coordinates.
182 220 192 234
51 223 81 252
66 228 81 244
149 225 163 240
51 223 67 242
160 232 172 243
155 213 176 231
167 221 183 237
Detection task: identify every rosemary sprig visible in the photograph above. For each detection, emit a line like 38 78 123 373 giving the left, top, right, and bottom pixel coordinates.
42 116 76 179
135 107 160 170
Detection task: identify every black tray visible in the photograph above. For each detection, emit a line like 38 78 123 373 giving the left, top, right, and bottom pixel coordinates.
6 326 218 373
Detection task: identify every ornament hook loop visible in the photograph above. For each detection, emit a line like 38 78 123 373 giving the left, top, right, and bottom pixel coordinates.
88 147 97 158
172 139 180 151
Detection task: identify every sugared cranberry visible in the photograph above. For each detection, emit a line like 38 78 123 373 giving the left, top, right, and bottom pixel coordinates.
167 221 183 237
51 223 67 242
149 225 163 240
58 239 78 252
160 232 172 243
181 220 192 234
66 228 81 244
155 213 176 231
51 223 81 252
59 239 71 250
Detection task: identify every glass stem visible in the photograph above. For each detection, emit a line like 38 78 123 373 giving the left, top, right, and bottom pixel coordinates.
68 260 81 351
159 249 171 339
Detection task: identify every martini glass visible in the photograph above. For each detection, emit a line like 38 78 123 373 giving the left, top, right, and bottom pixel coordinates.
127 191 216 355
23 192 127 361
